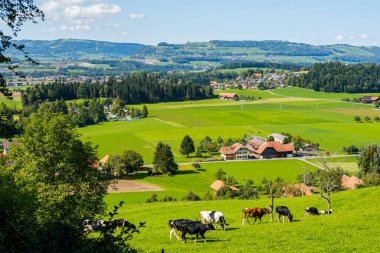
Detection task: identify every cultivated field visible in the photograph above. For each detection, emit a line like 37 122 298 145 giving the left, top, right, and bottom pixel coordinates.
79 87 380 163
104 186 380 253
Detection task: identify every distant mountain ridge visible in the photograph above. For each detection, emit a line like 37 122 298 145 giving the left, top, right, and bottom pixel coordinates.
8 38 380 64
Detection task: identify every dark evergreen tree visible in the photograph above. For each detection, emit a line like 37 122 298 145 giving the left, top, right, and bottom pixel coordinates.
179 135 195 157
142 105 148 118
153 142 178 174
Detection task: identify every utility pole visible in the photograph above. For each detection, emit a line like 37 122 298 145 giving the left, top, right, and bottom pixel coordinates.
269 181 274 222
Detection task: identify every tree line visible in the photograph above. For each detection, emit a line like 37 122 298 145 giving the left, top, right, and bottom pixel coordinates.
21 72 215 107
286 62 380 93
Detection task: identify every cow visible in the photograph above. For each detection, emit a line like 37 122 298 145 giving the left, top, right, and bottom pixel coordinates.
319 209 333 215
241 207 272 225
83 219 105 232
105 219 137 231
275 206 293 222
169 219 200 241
178 221 215 243
199 211 228 230
305 207 319 217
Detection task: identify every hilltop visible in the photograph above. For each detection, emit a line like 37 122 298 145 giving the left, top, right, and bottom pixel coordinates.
8 39 380 65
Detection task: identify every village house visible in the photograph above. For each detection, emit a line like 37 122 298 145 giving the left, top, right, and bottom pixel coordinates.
252 141 294 159
219 143 249 160
209 81 219 89
361 96 379 104
218 92 238 100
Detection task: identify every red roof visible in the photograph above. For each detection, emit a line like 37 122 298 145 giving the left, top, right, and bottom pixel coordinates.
210 180 239 191
100 154 109 164
255 141 294 155
247 138 265 150
341 175 363 190
219 143 247 155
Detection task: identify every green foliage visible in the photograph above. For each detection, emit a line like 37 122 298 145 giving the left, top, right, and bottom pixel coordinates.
288 62 380 93
238 181 259 200
192 162 201 170
179 135 195 157
146 194 158 203
267 135 275 141
153 142 178 174
216 186 238 199
142 105 148 118
0 102 20 138
215 168 227 181
159 195 177 202
203 191 215 200
182 191 201 201
122 150 144 174
354 115 362 122
357 144 380 178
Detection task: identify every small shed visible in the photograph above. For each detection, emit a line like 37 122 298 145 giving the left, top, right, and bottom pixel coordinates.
341 175 363 190
210 180 239 192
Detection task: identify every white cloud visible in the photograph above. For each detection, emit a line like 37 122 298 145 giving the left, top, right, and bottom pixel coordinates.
121 31 129 35
128 13 145 20
334 35 344 41
64 4 122 18
348 35 356 40
106 22 121 28
40 0 122 32
359 34 369 40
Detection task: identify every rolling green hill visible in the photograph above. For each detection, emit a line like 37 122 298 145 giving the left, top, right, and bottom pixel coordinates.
8 39 380 65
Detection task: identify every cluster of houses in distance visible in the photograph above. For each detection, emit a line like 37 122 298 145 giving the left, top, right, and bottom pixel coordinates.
360 96 379 104
219 133 294 160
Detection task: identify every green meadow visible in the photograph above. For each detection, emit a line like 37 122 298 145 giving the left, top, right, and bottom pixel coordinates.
80 87 380 163
106 159 318 204
104 186 380 253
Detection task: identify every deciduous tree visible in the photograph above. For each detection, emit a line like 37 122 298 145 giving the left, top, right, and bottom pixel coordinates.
179 135 195 157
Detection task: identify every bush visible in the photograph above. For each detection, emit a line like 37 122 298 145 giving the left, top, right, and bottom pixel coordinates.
374 116 380 122
146 194 158 203
182 191 201 201
215 186 239 200
360 173 380 187
346 145 359 154
354 116 361 122
203 191 215 201
192 163 201 170
159 195 177 202
364 116 371 122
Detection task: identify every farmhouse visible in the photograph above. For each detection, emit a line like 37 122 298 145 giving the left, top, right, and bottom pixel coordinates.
247 137 265 150
218 92 238 100
219 143 249 160
253 141 294 159
268 133 288 144
210 180 239 192
361 96 379 104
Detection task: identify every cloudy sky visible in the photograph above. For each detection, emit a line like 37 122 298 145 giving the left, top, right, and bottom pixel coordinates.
11 0 380 46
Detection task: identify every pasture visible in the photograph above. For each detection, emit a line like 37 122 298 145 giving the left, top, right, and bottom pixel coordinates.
80 87 380 163
104 186 380 253
106 159 318 204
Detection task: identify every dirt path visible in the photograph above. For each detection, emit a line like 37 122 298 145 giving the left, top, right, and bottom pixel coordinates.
108 180 164 193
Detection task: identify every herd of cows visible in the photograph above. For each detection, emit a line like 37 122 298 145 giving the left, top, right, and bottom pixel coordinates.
83 206 333 243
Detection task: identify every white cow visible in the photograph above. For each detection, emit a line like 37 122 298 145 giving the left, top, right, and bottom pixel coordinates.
199 211 228 230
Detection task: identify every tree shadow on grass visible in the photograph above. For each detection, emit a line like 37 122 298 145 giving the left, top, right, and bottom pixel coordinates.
175 170 200 175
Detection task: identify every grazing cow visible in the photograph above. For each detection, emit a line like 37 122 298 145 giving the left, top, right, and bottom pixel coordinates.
199 211 228 230
169 219 200 241
319 209 333 215
241 207 271 225
178 221 215 243
105 219 137 230
83 219 105 232
275 206 293 222
305 207 319 217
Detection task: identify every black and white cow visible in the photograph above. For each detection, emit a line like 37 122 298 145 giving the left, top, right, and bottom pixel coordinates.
305 207 319 217
83 219 105 232
275 206 293 222
319 209 333 215
169 219 200 240
105 219 137 230
199 211 228 230
178 221 215 243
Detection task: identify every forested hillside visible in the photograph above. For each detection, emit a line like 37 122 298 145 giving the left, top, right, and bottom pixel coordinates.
286 62 380 92
21 72 215 105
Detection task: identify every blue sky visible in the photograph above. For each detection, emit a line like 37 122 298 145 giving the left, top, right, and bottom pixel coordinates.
13 0 380 46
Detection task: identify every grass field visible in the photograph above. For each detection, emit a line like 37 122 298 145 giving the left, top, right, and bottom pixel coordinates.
307 156 359 173
106 159 318 204
103 186 380 253
80 88 380 163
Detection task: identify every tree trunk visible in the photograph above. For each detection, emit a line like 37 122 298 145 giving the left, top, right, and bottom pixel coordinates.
269 181 274 222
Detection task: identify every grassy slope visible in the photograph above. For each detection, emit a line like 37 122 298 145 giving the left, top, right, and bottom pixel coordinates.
80 89 380 162
105 186 380 253
106 159 318 204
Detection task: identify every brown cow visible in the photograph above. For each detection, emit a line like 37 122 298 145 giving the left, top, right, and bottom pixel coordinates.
241 207 271 225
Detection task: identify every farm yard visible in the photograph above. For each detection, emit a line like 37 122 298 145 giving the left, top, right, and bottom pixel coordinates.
104 186 380 253
78 87 380 163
